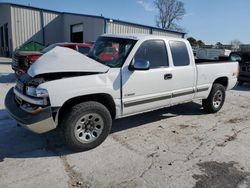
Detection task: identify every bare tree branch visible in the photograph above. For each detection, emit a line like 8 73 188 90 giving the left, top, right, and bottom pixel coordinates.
154 0 186 31
231 39 241 51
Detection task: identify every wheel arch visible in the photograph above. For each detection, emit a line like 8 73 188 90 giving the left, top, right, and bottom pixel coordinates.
213 77 229 89
57 93 116 124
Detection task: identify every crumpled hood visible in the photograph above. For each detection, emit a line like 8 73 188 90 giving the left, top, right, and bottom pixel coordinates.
28 46 109 77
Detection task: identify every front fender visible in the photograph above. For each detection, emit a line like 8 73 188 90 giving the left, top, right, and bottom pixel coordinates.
38 69 121 107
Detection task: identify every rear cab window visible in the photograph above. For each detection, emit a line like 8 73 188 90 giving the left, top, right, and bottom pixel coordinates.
134 40 169 69
169 41 190 66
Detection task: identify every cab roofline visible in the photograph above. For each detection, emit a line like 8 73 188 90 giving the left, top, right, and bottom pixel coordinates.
101 33 187 42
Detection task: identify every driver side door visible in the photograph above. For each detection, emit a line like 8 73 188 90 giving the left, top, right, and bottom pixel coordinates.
122 40 173 116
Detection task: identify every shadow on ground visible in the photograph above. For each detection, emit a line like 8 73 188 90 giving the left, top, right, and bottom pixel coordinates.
112 102 203 133
0 73 16 84
0 102 204 161
233 83 250 92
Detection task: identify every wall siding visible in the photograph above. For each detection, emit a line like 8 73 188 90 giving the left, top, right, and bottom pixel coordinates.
63 14 104 42
107 22 151 34
43 11 63 45
152 30 183 38
11 6 63 50
11 6 42 50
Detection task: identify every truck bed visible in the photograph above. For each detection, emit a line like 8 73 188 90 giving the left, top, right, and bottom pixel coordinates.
195 57 231 64
195 60 238 95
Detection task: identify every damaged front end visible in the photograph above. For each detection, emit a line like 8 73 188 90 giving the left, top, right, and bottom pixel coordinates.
5 47 110 134
5 74 56 133
14 74 49 113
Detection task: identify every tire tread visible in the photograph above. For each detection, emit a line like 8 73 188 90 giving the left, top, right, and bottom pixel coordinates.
60 101 112 151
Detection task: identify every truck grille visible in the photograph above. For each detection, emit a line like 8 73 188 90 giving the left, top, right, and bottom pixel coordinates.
16 80 24 92
13 54 26 68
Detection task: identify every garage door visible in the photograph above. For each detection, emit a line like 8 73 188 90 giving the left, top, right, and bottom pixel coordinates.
71 23 84 43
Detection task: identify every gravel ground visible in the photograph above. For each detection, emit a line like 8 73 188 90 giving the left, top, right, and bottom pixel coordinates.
0 57 250 188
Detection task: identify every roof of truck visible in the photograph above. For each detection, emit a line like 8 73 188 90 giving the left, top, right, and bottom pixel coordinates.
101 33 187 42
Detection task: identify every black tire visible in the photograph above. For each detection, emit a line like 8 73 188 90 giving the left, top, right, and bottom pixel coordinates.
60 101 112 151
238 81 244 86
202 84 226 113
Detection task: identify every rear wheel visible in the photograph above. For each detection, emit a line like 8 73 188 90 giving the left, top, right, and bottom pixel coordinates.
202 84 226 113
61 101 112 151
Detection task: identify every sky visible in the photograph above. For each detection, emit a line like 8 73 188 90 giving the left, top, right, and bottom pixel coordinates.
1 0 250 45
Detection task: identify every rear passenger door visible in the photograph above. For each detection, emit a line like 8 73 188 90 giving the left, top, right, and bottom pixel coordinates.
168 40 196 105
122 40 172 116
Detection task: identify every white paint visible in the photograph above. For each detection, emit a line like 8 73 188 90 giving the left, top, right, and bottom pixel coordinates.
26 34 237 122
28 46 109 77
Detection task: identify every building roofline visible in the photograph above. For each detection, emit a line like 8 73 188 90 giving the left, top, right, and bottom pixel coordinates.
62 12 104 19
0 2 186 36
0 2 61 14
105 18 186 35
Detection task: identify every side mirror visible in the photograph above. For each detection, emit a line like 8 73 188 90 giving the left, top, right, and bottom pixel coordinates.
129 59 150 71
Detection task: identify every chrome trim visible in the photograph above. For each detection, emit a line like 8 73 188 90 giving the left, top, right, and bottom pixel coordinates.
124 94 172 108
196 87 210 92
13 88 48 106
123 87 210 108
172 89 194 98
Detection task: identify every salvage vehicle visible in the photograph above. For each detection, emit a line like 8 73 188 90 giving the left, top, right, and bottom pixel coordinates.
12 43 93 76
5 34 238 151
229 51 250 85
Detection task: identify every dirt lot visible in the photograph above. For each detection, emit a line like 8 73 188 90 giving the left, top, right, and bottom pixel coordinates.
0 57 250 188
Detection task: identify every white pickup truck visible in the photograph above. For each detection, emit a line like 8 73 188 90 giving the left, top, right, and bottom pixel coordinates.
5 34 238 151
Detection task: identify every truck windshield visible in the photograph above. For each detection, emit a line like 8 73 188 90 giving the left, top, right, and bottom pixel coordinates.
88 37 137 67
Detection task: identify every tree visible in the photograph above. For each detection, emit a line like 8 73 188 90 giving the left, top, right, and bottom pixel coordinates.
214 42 223 49
187 37 205 47
154 0 186 31
187 37 197 47
230 39 241 51
196 40 205 47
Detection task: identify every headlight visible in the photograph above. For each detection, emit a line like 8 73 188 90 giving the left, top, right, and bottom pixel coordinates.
36 88 49 97
26 87 49 98
26 86 37 97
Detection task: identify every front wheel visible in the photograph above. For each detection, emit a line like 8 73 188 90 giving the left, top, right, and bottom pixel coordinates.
61 101 112 151
202 84 226 113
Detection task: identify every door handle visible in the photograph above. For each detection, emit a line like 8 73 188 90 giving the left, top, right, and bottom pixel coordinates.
164 74 172 80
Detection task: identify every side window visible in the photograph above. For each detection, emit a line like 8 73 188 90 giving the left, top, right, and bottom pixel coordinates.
169 41 190 66
134 40 169 69
230 54 242 62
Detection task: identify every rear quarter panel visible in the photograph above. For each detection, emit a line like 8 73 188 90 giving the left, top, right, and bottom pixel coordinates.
195 62 238 99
